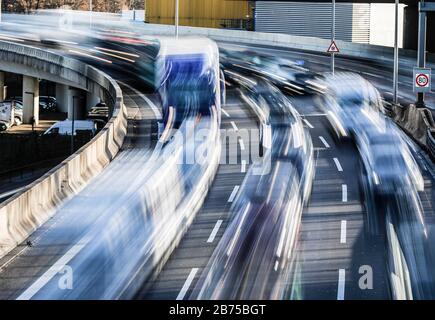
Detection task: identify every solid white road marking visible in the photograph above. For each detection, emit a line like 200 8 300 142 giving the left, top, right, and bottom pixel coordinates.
228 185 240 203
241 160 247 173
230 121 239 132
342 184 348 202
221 108 230 118
333 158 343 172
239 139 245 151
340 220 347 244
303 119 314 129
16 237 90 300
176 268 199 300
319 136 330 148
337 269 346 300
207 220 223 243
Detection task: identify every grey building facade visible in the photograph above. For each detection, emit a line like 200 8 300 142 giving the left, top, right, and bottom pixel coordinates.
254 1 371 44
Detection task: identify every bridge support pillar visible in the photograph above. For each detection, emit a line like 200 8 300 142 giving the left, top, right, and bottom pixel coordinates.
86 91 101 112
55 83 69 113
67 88 86 121
22 75 39 125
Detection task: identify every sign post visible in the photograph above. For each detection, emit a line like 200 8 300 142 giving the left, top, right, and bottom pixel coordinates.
393 0 399 104
327 40 340 76
331 0 336 75
413 67 431 94
415 2 435 107
175 0 179 38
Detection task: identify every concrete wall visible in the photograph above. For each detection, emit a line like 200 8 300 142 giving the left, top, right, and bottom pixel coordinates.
0 43 128 259
136 22 433 65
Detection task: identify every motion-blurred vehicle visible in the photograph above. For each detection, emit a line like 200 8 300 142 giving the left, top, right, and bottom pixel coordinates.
356 121 424 195
317 72 385 139
44 120 98 136
194 75 314 300
156 38 223 134
220 47 321 94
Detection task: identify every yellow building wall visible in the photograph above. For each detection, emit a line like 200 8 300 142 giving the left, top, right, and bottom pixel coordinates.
145 0 251 29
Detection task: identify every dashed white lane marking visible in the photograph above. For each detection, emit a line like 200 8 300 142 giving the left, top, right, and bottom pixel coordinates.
241 160 247 173
230 121 239 132
342 184 348 202
222 108 230 117
239 139 245 151
319 136 330 148
303 119 314 129
228 185 240 203
333 158 343 172
340 220 347 244
207 220 223 243
16 237 90 300
301 113 327 117
337 269 346 300
46 39 78 45
176 268 199 300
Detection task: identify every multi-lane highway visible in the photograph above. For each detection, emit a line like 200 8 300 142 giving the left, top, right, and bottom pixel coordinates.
0 12 433 300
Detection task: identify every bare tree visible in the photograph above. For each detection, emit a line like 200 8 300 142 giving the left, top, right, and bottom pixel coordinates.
4 0 131 13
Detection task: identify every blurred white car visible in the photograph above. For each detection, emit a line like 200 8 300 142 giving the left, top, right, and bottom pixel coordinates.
356 120 424 194
318 72 385 138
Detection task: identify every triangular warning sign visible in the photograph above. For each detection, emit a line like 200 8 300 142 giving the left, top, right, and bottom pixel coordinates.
327 41 340 53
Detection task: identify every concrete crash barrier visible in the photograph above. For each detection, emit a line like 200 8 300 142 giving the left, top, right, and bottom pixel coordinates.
16 112 222 299
391 104 435 157
0 42 127 259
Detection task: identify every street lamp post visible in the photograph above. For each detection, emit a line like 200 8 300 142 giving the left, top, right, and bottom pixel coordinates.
416 1 428 108
393 0 399 104
71 96 77 154
331 0 336 75
175 0 179 38
89 0 93 29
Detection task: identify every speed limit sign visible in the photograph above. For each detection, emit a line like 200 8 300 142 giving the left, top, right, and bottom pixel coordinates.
413 67 431 93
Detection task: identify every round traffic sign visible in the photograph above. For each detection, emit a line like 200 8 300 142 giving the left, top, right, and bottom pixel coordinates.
416 73 429 87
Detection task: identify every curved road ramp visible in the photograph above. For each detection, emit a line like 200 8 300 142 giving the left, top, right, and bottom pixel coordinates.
0 41 222 299
0 41 128 259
